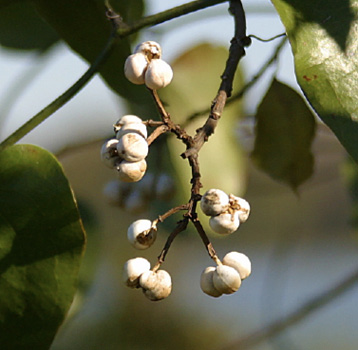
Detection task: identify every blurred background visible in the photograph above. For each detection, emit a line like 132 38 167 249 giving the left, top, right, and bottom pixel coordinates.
1 0 358 349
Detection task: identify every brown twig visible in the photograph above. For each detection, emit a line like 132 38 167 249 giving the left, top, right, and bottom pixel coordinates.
184 35 287 125
153 218 189 271
182 0 248 159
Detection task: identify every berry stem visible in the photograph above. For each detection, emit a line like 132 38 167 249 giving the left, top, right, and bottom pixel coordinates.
190 214 222 265
153 219 189 271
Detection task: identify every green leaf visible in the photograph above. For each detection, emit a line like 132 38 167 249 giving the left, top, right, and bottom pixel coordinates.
251 79 316 190
0 144 86 350
160 43 248 197
271 0 358 163
32 0 150 102
0 1 59 50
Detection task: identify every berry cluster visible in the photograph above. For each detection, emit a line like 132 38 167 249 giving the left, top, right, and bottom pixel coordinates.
124 41 173 90
101 115 148 182
200 189 250 234
200 252 251 297
101 40 252 302
123 257 171 301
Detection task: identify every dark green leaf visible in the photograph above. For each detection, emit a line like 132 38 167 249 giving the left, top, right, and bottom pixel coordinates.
32 0 150 102
252 79 316 190
271 0 358 163
0 1 59 50
0 144 86 350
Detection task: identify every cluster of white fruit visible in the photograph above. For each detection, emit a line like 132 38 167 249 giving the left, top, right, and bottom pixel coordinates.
200 251 251 297
200 189 250 234
123 257 172 301
103 172 175 214
124 41 173 90
101 115 149 182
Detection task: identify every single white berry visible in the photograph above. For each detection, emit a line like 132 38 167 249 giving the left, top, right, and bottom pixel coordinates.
209 211 240 235
229 195 250 222
116 122 148 139
155 173 175 200
114 115 144 132
134 41 162 59
127 219 157 249
116 132 148 162
124 53 148 85
200 266 222 298
123 257 151 288
116 159 147 182
200 189 230 216
213 265 241 294
223 252 251 280
139 269 172 301
144 59 173 90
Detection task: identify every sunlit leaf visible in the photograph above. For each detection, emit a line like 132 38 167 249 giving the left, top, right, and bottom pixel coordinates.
251 79 316 190
271 0 358 163
0 144 86 350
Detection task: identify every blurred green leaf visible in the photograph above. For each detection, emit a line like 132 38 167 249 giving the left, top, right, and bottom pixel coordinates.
0 1 59 50
0 144 86 350
32 0 150 102
252 79 316 190
271 0 358 163
160 43 247 198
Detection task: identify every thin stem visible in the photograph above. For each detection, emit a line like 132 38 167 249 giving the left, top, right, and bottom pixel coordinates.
182 0 248 159
153 219 189 271
116 0 228 38
184 35 287 124
0 0 228 151
217 267 358 350
191 215 221 265
0 34 117 151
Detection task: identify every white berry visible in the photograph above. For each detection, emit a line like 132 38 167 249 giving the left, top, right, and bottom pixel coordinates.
144 59 173 90
200 266 222 298
229 195 251 222
116 132 148 162
200 189 230 216
124 53 148 85
100 139 121 168
209 211 240 235
116 159 147 182
223 251 251 280
213 265 241 294
127 219 156 250
116 122 148 139
134 41 162 59
139 269 172 301
123 257 151 288
114 115 144 132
